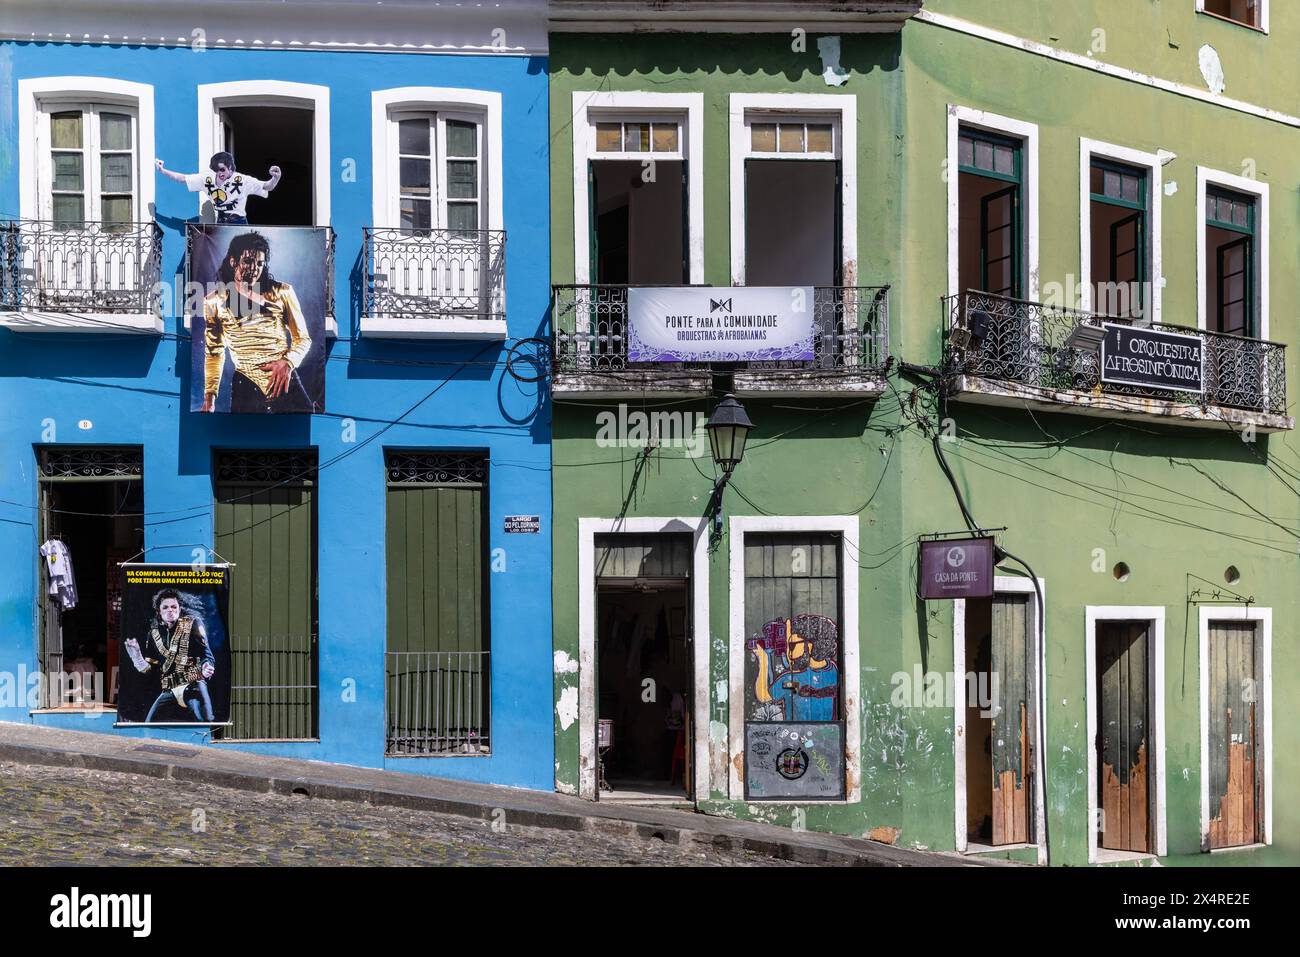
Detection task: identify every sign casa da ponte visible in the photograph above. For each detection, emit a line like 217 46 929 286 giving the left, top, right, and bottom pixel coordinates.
918 537 995 600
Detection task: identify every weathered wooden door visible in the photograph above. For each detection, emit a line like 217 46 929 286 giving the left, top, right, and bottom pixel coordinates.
214 451 317 740
1207 620 1262 849
1097 621 1150 853
990 594 1033 845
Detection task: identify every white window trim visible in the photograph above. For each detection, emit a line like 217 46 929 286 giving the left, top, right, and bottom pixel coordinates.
1196 0 1269 34
371 87 503 232
575 517 711 802
571 91 704 285
1084 606 1168 863
1079 138 1165 324
743 113 840 160
197 80 330 226
1198 604 1272 850
729 93 856 286
19 76 155 221
727 515 861 803
953 575 1048 865
1196 166 1269 339
947 105 1039 303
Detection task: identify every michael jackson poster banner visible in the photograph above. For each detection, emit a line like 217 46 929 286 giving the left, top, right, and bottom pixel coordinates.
116 564 232 726
187 224 328 414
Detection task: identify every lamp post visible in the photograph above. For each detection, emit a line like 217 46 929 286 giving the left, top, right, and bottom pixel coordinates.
704 393 753 538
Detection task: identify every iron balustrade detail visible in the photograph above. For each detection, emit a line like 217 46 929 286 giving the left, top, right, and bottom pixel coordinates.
218 640 318 741
944 291 1287 417
0 219 164 316
551 284 890 376
385 650 491 756
363 227 505 322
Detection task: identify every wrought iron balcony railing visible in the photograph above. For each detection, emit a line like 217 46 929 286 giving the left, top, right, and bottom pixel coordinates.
944 291 1287 417
552 284 890 377
0 219 164 316
363 227 505 321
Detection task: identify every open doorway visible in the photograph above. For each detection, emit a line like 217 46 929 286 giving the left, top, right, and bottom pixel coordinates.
590 160 686 284
1095 620 1153 855
744 159 838 286
596 579 691 802
215 106 314 226
38 448 144 709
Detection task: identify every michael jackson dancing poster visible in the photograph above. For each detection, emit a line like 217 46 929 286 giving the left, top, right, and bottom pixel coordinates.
187 225 327 414
116 564 232 726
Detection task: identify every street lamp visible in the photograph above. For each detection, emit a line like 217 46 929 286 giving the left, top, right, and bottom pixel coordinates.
705 393 753 537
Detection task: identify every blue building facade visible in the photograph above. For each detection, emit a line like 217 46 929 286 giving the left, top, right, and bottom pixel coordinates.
0 1 555 789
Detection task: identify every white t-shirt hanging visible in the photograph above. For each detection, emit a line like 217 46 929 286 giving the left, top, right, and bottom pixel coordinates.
39 539 78 611
185 171 269 219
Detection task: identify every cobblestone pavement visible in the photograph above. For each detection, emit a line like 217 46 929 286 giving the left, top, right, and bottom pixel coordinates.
0 761 800 866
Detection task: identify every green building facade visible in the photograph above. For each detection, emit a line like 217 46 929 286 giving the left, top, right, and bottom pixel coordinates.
548 0 1298 865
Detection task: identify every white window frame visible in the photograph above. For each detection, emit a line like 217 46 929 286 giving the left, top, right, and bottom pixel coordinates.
1084 605 1168 863
386 109 486 234
729 93 856 286
1196 0 1269 34
38 103 140 226
575 517 712 802
1079 138 1164 324
588 115 686 162
947 105 1039 303
743 113 839 160
572 91 704 285
727 515 861 803
1198 605 1272 851
197 80 331 226
19 77 155 223
1196 166 1269 339
953 575 1048 865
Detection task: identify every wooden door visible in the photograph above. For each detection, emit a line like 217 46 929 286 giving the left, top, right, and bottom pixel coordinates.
1207 620 1262 848
1097 621 1150 853
990 594 1033 845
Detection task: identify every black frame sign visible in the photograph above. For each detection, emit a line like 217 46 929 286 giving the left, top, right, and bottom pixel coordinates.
918 537 994 600
1100 323 1204 394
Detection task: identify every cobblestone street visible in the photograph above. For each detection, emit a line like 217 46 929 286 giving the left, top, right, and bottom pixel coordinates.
0 761 799 866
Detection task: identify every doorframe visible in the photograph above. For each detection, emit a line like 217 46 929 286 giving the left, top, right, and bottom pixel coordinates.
953 575 1048 864
1085 605 1167 862
196 80 331 226
727 514 861 803
1198 604 1272 850
576 517 710 802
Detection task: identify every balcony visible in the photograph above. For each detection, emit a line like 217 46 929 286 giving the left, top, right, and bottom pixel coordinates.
0 220 164 333
551 284 890 397
361 227 506 339
943 291 1292 432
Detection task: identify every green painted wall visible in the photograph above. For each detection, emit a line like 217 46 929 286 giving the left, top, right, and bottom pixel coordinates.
549 6 1300 865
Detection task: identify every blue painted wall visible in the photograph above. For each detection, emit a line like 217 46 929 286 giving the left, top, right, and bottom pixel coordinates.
0 42 555 790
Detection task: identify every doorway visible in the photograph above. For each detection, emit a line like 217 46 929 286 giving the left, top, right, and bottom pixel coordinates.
1205 618 1265 849
214 106 314 226
38 448 144 709
1095 620 1152 854
596 578 691 802
744 159 839 286
590 160 686 285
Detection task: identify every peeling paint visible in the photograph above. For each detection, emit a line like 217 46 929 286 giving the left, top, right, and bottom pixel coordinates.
556 685 578 730
715 679 727 703
866 825 900 844
555 779 576 795
1164 181 1178 196
816 35 849 86
553 650 578 674
1198 44 1225 95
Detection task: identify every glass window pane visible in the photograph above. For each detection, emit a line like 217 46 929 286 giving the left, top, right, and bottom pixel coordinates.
778 124 804 152
99 112 132 151
445 160 478 200
595 123 622 152
399 157 431 195
806 124 833 153
751 123 776 152
651 123 678 152
1233 201 1249 228
53 194 84 229
52 153 84 191
1104 170 1121 199
974 139 994 171
1089 165 1104 194
447 202 479 232
101 195 132 226
624 123 649 152
50 112 83 149
959 136 974 169
993 145 1013 175
400 198 431 232
398 118 430 156
445 120 477 158
101 153 133 194
1121 174 1140 204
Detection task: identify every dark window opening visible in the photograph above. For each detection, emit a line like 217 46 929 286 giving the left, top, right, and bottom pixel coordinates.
1090 160 1148 320
1204 0 1263 29
38 447 144 709
216 106 314 226
590 160 686 285
958 129 1023 298
1205 187 1256 338
744 159 839 286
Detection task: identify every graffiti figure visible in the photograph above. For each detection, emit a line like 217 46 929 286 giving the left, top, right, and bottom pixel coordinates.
749 614 839 722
